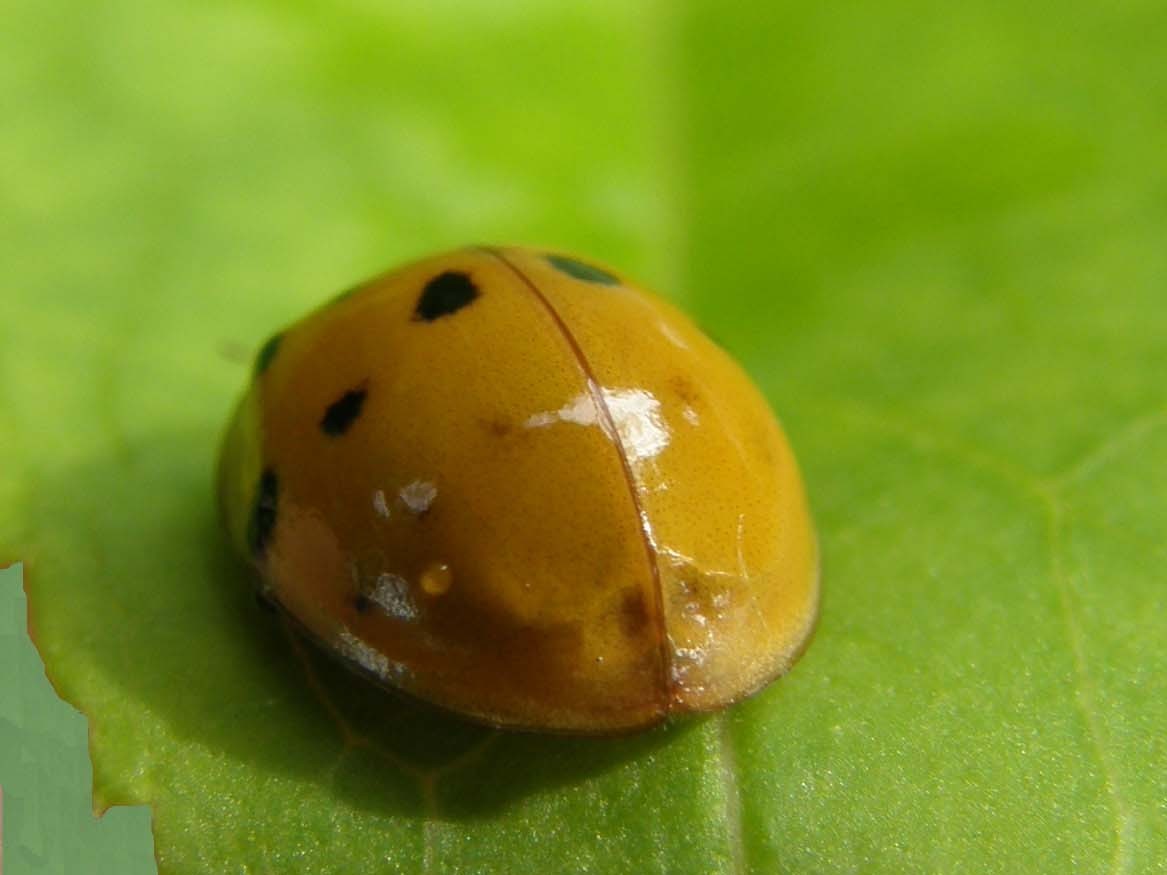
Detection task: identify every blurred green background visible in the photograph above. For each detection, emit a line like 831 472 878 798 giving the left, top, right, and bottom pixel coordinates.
2 1 1165 873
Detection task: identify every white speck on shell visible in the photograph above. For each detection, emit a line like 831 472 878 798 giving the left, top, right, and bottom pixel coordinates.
369 573 418 622
336 628 411 684
674 646 708 666
399 480 437 515
337 629 391 678
670 645 709 685
372 489 391 519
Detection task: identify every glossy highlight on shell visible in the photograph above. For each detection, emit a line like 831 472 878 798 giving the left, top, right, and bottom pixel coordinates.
216 245 819 733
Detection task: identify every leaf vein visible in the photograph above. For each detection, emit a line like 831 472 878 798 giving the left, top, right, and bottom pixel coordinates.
1043 496 1134 875
1050 408 1167 489
718 713 746 875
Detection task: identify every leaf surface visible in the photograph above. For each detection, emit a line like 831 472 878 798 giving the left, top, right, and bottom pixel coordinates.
2 1 1165 872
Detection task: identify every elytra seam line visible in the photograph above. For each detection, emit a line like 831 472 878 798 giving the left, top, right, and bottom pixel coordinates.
478 247 674 713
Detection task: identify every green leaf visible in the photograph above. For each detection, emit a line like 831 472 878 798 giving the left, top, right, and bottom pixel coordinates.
3 1 1165 873
1 564 157 873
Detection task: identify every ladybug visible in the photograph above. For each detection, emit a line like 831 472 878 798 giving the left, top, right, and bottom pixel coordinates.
217 246 819 733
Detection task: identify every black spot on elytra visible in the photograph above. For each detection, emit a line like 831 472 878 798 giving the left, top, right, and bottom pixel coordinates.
414 271 478 321
546 254 619 286
254 333 283 375
248 468 279 557
320 387 367 436
354 593 372 615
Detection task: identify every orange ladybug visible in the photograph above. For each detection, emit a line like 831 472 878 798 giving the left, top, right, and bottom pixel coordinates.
217 246 819 733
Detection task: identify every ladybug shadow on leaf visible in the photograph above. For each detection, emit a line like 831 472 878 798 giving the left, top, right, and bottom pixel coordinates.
24 426 696 821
